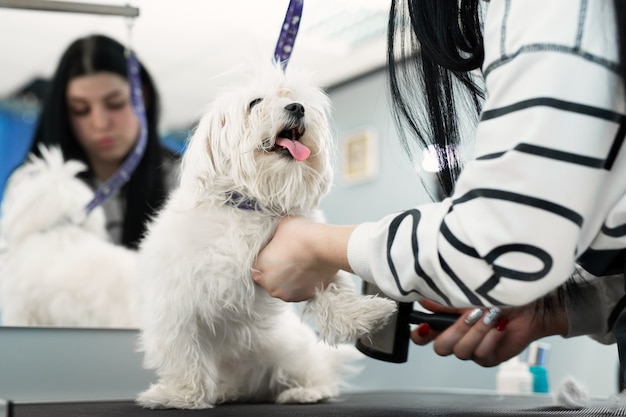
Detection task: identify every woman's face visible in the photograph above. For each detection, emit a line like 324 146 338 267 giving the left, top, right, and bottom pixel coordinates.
66 72 139 168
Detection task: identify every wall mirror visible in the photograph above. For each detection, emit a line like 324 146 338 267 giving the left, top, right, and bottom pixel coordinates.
0 0 390 328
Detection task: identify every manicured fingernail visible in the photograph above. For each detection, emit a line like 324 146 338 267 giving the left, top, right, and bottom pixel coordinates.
483 307 501 326
417 323 431 337
495 317 509 331
464 308 484 325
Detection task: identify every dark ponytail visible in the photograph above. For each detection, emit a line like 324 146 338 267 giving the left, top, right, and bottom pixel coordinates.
387 0 484 198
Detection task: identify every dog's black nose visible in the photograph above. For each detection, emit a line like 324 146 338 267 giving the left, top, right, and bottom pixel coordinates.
285 102 305 119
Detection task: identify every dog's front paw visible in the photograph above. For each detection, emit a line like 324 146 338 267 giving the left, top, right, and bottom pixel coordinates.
312 293 398 345
359 295 398 333
136 383 213 410
276 386 336 404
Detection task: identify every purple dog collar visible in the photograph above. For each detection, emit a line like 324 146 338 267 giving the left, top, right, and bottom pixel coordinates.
227 192 260 211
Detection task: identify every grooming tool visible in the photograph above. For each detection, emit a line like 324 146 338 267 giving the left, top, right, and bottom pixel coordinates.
355 281 459 363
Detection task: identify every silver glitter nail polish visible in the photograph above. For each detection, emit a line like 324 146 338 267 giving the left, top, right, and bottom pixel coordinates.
464 308 484 325
483 307 501 326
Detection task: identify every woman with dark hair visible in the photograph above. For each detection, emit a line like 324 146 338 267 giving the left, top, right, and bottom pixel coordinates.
383 0 626 372
253 0 626 381
30 34 178 249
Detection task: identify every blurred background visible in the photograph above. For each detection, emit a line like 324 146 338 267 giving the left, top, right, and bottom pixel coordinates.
0 0 389 197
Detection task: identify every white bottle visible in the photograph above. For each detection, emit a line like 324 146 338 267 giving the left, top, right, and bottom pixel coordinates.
496 356 533 394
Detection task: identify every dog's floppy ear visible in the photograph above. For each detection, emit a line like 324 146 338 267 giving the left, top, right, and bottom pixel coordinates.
179 108 219 190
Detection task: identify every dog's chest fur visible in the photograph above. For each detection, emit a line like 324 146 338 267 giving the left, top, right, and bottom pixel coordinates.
139 189 294 322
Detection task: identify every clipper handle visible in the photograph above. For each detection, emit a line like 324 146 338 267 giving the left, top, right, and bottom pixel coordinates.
355 281 459 363
409 310 459 331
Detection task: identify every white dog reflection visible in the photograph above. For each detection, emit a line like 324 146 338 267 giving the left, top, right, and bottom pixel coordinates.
0 146 138 328
136 64 396 409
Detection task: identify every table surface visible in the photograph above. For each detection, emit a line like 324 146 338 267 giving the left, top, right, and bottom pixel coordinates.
5 390 626 417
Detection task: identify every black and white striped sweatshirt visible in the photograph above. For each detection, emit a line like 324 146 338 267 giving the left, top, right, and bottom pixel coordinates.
348 0 626 319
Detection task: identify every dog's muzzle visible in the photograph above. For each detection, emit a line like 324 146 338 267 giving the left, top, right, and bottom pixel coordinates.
274 102 310 161
285 102 305 119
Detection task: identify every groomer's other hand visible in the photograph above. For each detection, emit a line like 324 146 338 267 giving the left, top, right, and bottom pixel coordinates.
410 298 566 367
252 216 355 302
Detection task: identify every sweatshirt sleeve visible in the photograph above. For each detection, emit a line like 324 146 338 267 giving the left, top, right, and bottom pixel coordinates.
348 0 625 308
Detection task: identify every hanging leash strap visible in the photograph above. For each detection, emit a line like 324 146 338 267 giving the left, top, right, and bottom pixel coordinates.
83 51 147 217
37 50 146 228
75 16 147 222
226 0 303 213
274 0 303 70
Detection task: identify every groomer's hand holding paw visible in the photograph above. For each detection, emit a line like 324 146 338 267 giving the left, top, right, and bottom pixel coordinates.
252 216 355 302
411 298 568 367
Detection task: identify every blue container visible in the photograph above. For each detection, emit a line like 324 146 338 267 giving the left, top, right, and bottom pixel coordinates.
528 342 550 393
529 365 549 393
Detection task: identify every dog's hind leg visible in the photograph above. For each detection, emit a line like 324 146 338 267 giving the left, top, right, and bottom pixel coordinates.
270 346 338 404
305 272 397 346
271 338 361 404
275 385 337 404
136 320 218 409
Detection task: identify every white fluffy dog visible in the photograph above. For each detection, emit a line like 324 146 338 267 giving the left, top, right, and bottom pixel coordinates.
136 64 396 409
0 146 138 327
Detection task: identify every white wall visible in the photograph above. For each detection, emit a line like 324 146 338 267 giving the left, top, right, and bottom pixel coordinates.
320 69 620 398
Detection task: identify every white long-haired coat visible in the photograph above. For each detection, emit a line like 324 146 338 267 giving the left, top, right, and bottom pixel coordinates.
0 146 138 327
136 64 396 409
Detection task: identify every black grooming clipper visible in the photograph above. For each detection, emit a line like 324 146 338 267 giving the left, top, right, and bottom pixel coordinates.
356 281 460 363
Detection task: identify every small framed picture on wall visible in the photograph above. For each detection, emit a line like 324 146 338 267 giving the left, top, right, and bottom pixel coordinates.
340 128 379 185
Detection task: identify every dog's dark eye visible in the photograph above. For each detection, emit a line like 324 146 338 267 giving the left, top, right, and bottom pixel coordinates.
249 98 263 110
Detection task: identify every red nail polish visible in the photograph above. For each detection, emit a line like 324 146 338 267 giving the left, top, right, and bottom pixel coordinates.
495 317 509 331
417 323 431 337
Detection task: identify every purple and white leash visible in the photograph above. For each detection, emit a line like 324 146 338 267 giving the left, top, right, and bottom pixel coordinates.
83 0 302 216
82 51 147 218
274 0 303 70
230 0 303 212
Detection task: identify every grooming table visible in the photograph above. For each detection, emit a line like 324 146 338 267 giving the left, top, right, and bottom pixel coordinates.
5 390 626 417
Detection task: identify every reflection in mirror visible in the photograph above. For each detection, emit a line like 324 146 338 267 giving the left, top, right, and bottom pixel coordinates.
1 146 140 328
0 31 183 330
0 0 389 328
0 398 10 416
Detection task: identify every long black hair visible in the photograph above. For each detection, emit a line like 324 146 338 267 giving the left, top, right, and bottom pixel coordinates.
387 0 485 198
30 34 166 249
387 0 626 198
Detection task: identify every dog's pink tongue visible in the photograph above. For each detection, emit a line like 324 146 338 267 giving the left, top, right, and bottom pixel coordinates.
275 138 310 161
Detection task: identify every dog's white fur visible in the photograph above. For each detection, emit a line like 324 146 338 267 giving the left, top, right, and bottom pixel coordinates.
136 64 396 409
0 146 138 327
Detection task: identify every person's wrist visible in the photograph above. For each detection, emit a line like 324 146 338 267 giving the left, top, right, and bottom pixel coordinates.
535 301 569 339
309 223 355 273
297 224 317 270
